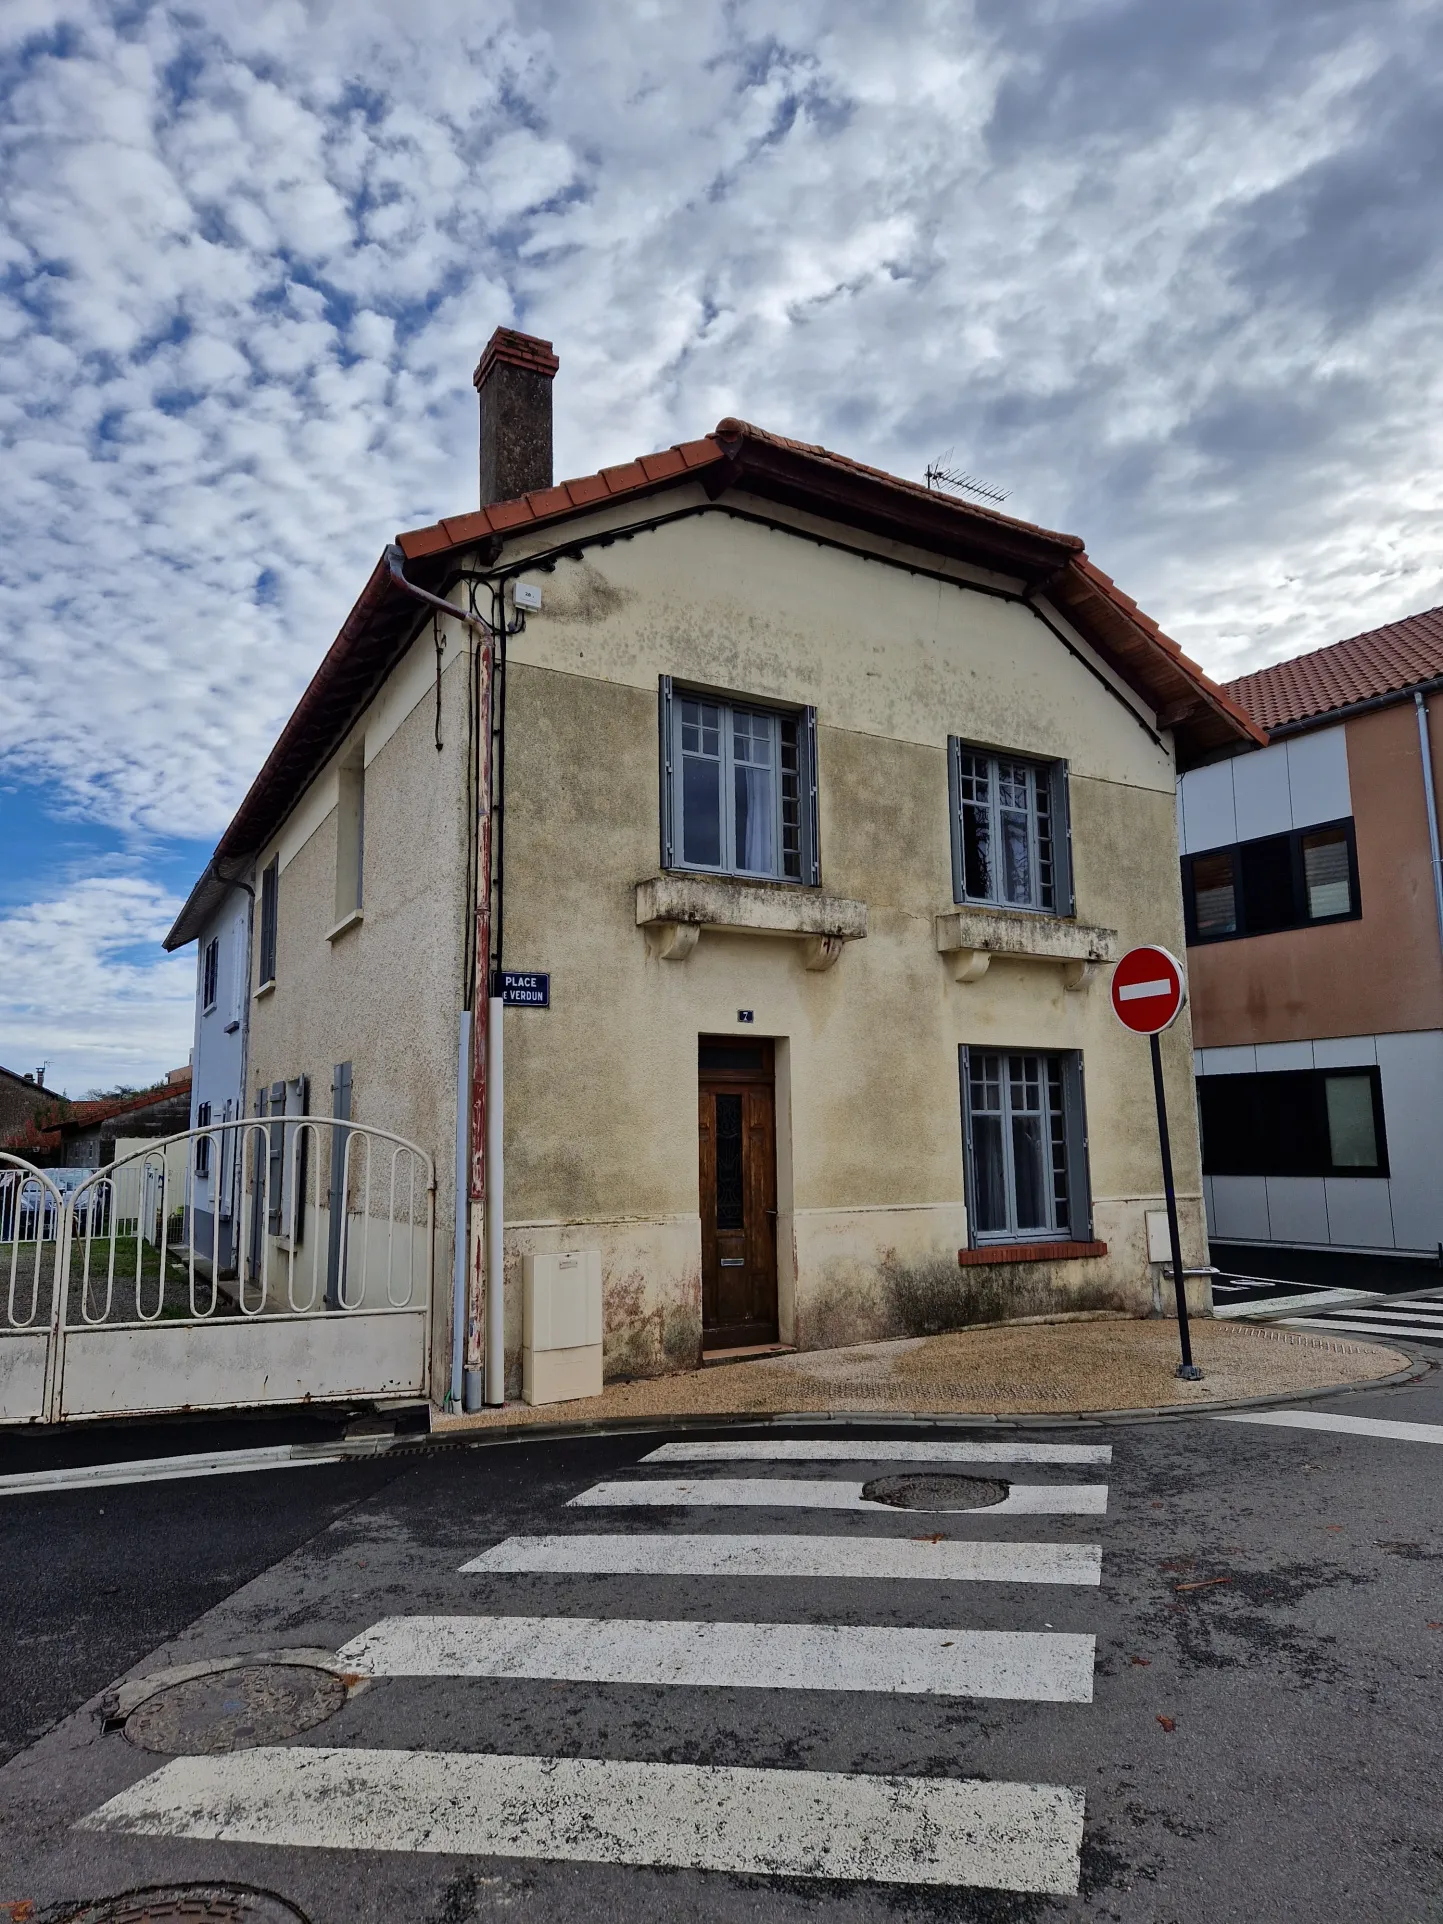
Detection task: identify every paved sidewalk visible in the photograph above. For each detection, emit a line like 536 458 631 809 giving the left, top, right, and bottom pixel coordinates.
436 1315 1411 1434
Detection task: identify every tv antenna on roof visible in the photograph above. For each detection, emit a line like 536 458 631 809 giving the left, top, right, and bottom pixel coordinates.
924 451 1010 505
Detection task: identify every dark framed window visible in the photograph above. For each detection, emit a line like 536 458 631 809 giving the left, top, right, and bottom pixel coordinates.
948 741 1073 915
258 859 279 986
1197 1067 1387 1178
201 937 220 1013
195 1100 212 1175
1182 819 1359 943
960 1046 1091 1244
660 678 819 884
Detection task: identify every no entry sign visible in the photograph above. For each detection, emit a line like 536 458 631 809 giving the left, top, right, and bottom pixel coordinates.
1110 945 1186 1035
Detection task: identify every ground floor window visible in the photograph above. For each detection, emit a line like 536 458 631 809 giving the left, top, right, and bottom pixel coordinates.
1197 1067 1387 1178
960 1047 1091 1245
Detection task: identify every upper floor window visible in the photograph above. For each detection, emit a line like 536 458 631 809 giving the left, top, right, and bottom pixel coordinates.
948 742 1073 915
258 859 279 987
960 1047 1091 1245
660 679 819 885
201 937 220 1013
335 751 365 923
1181 819 1358 944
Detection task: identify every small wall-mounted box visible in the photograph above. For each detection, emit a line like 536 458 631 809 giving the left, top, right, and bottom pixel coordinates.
513 580 542 612
522 1248 603 1405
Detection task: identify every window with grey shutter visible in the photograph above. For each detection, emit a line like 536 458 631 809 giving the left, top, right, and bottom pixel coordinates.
661 679 820 884
959 1046 1091 1245
326 1061 352 1307
948 742 1073 915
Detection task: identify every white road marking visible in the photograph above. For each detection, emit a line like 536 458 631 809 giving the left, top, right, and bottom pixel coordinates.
462 1533 1102 1585
80 1746 1086 1893
1213 1409 1443 1445
0 1442 381 1496
336 1614 1096 1702
642 1439 1112 1465
1280 1316 1442 1342
1212 1288 1378 1320
569 1477 1108 1515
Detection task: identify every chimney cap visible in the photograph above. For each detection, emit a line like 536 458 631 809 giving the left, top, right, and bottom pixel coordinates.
474 327 560 392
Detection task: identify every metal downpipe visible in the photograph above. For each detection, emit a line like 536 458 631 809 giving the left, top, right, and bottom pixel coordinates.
1415 691 1443 958
485 992 505 1404
449 1010 471 1410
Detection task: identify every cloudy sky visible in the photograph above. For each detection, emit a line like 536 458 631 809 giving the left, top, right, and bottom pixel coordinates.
2 0 1440 1096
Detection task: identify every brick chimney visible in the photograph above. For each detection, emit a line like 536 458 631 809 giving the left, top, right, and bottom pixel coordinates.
473 327 560 507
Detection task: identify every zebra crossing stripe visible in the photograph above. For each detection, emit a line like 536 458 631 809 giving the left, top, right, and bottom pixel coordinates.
569 1477 1108 1515
335 1614 1096 1702
1213 1410 1443 1445
79 1746 1086 1893
642 1439 1112 1465
1281 1316 1443 1341
462 1533 1102 1584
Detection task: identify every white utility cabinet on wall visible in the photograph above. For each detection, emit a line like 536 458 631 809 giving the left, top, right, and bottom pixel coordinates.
522 1249 603 1404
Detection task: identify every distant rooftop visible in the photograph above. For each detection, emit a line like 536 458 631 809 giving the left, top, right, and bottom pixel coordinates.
1227 604 1443 732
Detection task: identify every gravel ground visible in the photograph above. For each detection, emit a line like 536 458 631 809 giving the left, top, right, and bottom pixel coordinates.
435 1315 1409 1435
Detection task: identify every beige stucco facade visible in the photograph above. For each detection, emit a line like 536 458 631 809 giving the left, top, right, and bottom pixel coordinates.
243 490 1206 1398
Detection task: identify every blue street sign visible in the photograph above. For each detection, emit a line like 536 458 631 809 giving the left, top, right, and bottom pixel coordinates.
499 971 550 1008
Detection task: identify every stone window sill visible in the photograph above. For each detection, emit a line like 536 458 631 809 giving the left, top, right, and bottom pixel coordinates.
636 873 867 972
958 1240 1109 1266
253 979 276 1001
935 906 1118 989
326 908 364 944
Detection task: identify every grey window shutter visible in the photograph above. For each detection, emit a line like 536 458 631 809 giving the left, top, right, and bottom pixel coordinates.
658 675 675 869
327 1061 352 1308
1061 1051 1092 1241
1050 760 1075 918
267 1080 285 1235
957 1044 978 1250
947 737 965 904
804 705 820 886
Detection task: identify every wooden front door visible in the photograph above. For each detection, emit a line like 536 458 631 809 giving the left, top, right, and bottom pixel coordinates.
699 1037 778 1351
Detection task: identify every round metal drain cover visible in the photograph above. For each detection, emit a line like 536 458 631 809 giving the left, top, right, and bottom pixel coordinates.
59 1887 309 1924
862 1473 1009 1510
124 1664 347 1755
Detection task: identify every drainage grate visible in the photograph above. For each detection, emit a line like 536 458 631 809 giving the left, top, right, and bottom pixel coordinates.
861 1473 1010 1510
57 1887 309 1924
123 1664 347 1756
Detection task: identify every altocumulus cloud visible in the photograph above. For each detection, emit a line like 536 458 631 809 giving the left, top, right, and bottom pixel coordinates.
1 0 1441 1088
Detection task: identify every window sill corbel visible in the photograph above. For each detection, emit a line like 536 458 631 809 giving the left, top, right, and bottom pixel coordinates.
326 907 364 945
936 907 1117 989
637 874 867 968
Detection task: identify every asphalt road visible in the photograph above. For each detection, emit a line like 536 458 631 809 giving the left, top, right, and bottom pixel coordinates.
3 1364 1442 1922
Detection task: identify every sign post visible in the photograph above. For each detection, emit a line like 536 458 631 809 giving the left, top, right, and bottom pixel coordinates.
1110 945 1202 1381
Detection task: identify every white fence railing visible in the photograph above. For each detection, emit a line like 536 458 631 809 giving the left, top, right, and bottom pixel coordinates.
0 1122 435 1424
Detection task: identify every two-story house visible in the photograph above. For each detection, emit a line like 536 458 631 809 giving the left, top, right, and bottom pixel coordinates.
1179 608 1443 1278
165 328 1259 1403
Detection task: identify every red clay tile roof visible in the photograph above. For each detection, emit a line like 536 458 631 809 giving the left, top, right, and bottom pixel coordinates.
0 1074 192 1157
1225 605 1443 731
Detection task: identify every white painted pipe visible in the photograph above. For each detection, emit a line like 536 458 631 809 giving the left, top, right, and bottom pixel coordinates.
449 1010 471 1410
1415 692 1443 957
484 993 505 1404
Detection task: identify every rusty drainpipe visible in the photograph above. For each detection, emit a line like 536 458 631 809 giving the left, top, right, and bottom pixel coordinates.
383 546 499 1412
1416 691 1443 960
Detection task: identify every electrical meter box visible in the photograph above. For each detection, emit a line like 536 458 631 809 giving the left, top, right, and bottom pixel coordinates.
522 1248 603 1404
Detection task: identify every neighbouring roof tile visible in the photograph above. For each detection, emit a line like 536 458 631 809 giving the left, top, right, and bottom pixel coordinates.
1227 605 1443 730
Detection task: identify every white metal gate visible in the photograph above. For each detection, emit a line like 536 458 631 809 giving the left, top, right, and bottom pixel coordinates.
0 1118 435 1425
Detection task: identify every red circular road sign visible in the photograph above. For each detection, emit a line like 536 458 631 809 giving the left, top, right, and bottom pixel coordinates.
1110 945 1187 1034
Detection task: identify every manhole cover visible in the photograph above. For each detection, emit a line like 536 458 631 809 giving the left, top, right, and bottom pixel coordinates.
123 1664 347 1755
861 1473 1010 1510
57 1887 308 1924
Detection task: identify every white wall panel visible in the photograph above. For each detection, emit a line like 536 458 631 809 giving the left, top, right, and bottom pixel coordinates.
1207 1176 1270 1241
1254 1041 1315 1072
1323 1180 1395 1250
1177 759 1236 854
1311 1035 1378 1068
1264 1177 1330 1246
1285 727 1351 830
1232 742 1293 842
1375 1030 1443 1252
1196 1045 1257 1076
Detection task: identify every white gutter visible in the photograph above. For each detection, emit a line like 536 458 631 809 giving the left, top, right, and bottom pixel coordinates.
450 1010 471 1409
1415 691 1443 957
